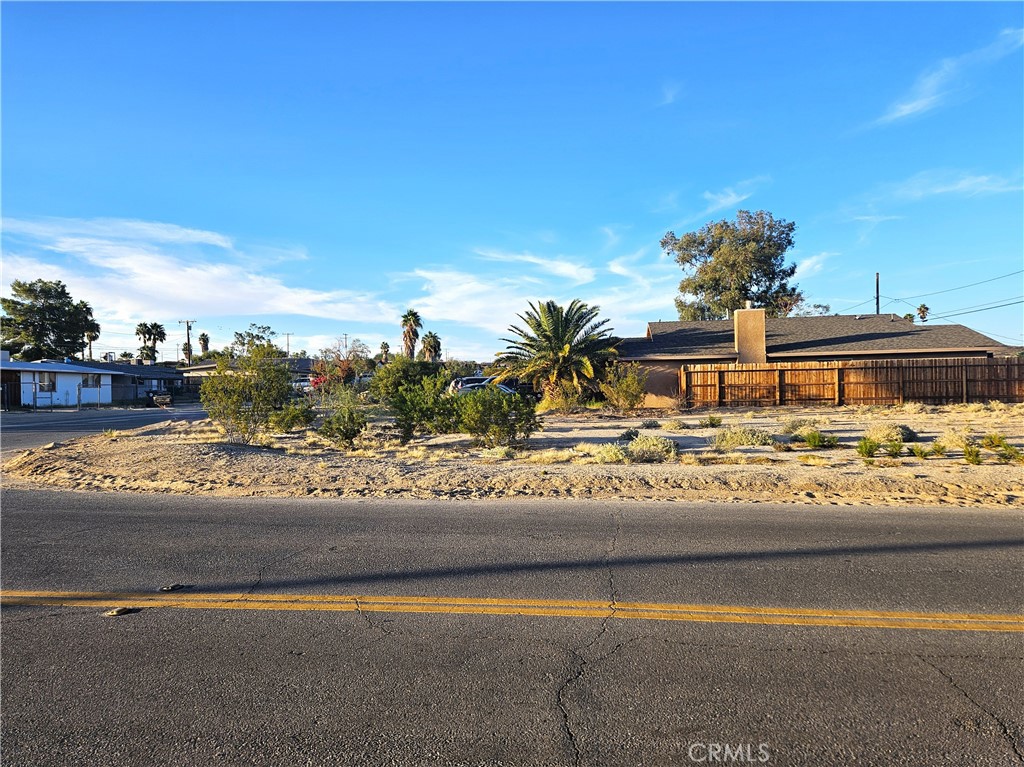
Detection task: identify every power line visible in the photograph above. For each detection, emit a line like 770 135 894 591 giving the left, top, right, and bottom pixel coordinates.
889 270 1023 301
929 299 1024 320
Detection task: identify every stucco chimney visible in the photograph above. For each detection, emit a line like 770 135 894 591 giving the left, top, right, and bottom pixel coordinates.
734 307 767 363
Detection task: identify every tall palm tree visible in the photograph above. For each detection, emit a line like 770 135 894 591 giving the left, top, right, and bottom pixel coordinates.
134 322 167 360
495 300 617 397
420 331 441 363
379 341 390 364
85 323 101 361
401 309 422 359
198 332 211 355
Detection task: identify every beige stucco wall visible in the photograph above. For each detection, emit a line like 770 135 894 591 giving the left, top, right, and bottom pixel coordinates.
637 361 681 408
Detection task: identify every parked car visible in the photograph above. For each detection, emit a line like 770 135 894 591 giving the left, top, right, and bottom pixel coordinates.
147 390 173 407
446 376 494 395
454 382 516 396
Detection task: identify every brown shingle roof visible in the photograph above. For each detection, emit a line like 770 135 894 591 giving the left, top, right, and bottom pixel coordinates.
617 314 1009 360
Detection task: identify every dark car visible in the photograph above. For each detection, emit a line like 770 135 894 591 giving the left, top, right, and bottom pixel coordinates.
148 390 174 407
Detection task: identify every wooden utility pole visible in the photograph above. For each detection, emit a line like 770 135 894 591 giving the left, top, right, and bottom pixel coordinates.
178 320 196 366
875 273 880 315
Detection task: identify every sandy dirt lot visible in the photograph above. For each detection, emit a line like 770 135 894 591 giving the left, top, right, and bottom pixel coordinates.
3 403 1022 507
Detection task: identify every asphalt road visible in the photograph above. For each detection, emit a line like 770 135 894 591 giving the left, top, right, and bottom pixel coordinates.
1 491 1022 766
0 403 207 456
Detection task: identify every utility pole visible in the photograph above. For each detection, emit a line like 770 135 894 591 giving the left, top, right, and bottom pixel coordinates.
875 273 880 315
341 333 349 358
282 333 293 357
178 320 196 366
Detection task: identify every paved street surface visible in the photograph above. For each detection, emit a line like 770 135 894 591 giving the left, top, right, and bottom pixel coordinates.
0 404 206 456
2 491 1022 766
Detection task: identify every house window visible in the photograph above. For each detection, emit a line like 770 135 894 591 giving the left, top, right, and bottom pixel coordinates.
82 374 101 388
37 372 56 392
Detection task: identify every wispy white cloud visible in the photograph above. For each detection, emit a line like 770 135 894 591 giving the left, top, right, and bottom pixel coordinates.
0 216 399 330
675 176 771 226
600 226 623 250
795 252 836 279
883 169 1023 201
875 27 1024 124
658 81 681 107
407 268 540 336
474 248 597 285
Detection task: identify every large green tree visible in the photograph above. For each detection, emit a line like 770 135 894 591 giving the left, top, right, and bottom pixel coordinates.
420 331 442 363
1 279 100 361
661 210 803 320
495 300 617 397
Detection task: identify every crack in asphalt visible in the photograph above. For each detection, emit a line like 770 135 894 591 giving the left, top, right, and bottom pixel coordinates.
555 511 622 767
918 655 1024 762
245 543 321 596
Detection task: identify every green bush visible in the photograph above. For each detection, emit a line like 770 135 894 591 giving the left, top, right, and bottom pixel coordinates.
855 437 880 458
625 434 676 463
639 419 661 429
803 430 839 450
619 428 640 442
389 374 459 443
780 418 819 435
598 362 648 412
457 388 539 448
591 443 627 464
538 380 585 413
318 407 367 447
698 414 724 428
199 344 293 444
268 402 317 433
910 444 932 460
882 440 905 458
980 433 1010 450
963 443 983 465
369 357 445 406
929 440 947 457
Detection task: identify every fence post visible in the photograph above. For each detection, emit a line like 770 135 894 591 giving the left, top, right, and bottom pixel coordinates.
834 367 842 406
717 369 725 407
776 368 783 406
683 368 692 409
961 363 969 404
898 364 905 406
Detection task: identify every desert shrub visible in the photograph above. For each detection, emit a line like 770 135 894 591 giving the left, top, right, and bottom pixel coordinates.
938 428 973 451
698 414 723 428
619 428 639 442
882 440 905 458
665 419 690 431
772 441 792 452
457 388 539 448
598 362 648 412
625 434 676 463
802 430 839 449
709 427 775 450
318 407 367 447
910 444 932 460
979 433 1010 450
268 402 317 433
640 419 661 429
369 357 445 406
997 445 1024 463
855 437 880 458
538 381 585 413
200 345 293 444
864 423 918 444
929 440 947 457
389 374 459 442
591 443 627 464
780 418 819 435
480 445 515 460
797 454 830 467
963 443 983 465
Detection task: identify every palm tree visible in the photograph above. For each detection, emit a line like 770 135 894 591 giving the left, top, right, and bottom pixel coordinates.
917 304 930 323
85 323 101 361
134 322 167 360
198 332 210 355
379 341 390 364
495 300 617 397
421 331 441 363
401 309 422 359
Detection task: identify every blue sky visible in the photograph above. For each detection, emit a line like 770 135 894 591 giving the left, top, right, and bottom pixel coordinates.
2 2 1022 362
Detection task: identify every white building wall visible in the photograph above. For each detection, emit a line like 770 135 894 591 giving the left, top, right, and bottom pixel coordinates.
20 372 112 407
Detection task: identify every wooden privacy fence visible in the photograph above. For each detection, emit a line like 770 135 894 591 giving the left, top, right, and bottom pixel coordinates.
681 358 1024 408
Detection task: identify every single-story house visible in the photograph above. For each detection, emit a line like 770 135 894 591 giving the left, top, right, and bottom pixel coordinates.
617 309 1016 407
0 353 186 409
0 353 116 409
183 358 318 391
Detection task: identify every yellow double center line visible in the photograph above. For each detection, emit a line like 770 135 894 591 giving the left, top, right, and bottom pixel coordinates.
2 590 1022 632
